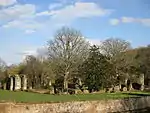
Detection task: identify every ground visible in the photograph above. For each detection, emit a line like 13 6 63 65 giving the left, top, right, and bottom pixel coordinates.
0 90 150 103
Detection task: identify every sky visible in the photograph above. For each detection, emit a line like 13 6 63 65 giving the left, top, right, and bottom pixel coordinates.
0 0 150 65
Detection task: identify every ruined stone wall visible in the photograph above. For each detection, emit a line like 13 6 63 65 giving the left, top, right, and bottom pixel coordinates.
0 96 150 113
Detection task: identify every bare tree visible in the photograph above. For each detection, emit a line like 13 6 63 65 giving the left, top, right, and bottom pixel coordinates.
47 27 90 90
0 58 7 81
23 55 43 89
0 58 6 71
100 38 131 58
99 38 131 90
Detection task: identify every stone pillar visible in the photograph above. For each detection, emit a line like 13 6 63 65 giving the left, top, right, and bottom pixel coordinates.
50 87 55 94
14 75 21 90
49 80 52 86
64 72 69 90
10 77 13 91
125 78 128 85
129 82 133 91
64 80 68 90
3 83 6 90
119 81 122 90
22 75 27 90
78 78 82 86
139 74 144 91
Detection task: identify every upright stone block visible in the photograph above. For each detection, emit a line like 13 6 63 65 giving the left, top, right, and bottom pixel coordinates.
49 80 52 86
10 77 14 91
14 75 21 90
3 83 6 90
140 74 144 91
78 78 82 86
22 75 27 90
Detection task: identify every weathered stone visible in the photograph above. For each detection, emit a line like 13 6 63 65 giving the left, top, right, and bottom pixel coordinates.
114 86 120 92
3 83 6 90
14 75 21 90
83 90 89 94
50 87 54 94
75 89 83 94
1 97 150 113
29 86 32 90
22 75 27 91
139 74 144 91
78 78 82 86
123 87 127 91
10 77 13 91
49 80 52 86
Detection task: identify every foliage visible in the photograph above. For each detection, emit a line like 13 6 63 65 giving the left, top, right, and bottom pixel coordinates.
0 58 6 71
134 46 150 81
1 27 149 93
0 58 7 82
79 45 116 92
114 46 150 83
99 38 132 87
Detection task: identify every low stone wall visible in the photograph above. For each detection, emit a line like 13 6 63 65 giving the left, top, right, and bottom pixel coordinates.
1 97 150 113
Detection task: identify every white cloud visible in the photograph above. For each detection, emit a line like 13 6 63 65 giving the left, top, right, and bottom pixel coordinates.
0 1 113 65
35 2 113 33
2 19 42 32
0 3 43 33
85 38 101 45
0 4 36 23
21 50 37 61
138 18 150 26
36 11 51 16
21 50 37 56
53 2 111 17
1 2 112 32
109 19 120 25
0 0 16 6
121 17 135 23
25 29 36 34
21 46 49 61
36 46 48 59
37 2 112 23
122 17 150 27
14 46 41 64
110 17 150 27
0 43 40 65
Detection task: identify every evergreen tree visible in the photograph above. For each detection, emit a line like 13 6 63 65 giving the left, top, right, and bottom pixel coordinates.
80 45 115 93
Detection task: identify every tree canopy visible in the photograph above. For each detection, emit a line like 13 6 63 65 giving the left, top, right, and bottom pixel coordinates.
0 27 149 93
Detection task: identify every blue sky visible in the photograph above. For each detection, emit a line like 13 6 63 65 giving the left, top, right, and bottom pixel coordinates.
0 0 150 65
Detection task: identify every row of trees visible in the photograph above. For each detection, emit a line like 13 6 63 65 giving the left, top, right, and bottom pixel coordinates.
0 27 150 93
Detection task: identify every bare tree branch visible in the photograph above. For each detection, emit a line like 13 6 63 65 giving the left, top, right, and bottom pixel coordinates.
47 27 90 89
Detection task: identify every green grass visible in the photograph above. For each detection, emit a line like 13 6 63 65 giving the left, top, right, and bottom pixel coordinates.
0 90 149 103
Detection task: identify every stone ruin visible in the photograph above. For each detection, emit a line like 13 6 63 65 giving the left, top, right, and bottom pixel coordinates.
1 73 147 93
5 74 27 91
119 73 145 91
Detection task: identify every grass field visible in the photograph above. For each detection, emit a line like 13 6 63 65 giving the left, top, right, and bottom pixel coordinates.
0 90 150 103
